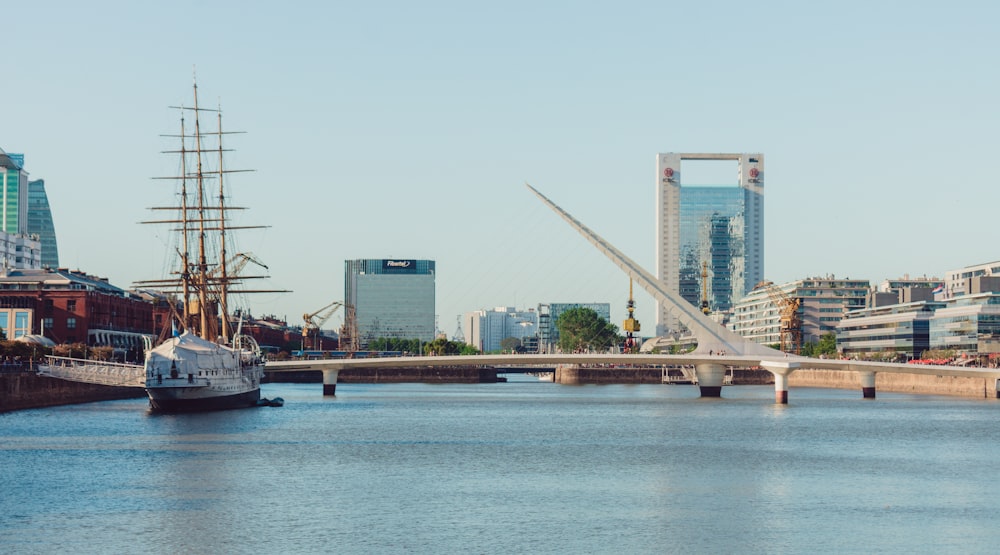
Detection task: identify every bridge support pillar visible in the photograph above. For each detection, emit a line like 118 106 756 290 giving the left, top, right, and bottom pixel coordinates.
996 378 1000 399
322 369 340 396
773 372 789 404
859 371 876 399
694 363 726 397
760 361 799 405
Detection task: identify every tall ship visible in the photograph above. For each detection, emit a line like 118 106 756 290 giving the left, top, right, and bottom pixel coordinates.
135 79 280 412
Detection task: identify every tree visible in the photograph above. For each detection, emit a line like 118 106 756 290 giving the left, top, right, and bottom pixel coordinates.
500 337 522 353
424 337 460 356
555 307 622 353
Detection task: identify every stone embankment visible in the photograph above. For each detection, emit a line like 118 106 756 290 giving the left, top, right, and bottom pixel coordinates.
0 371 145 413
266 366 501 384
789 367 997 398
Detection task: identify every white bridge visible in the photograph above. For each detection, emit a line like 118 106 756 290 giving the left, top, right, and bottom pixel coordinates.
38 184 1000 404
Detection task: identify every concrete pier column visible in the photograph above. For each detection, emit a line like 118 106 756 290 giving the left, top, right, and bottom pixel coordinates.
760 361 799 405
859 371 876 399
773 372 789 404
694 363 726 397
322 369 340 396
555 364 581 384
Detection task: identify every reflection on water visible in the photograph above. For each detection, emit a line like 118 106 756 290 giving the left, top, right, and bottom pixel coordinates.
3 380 1000 553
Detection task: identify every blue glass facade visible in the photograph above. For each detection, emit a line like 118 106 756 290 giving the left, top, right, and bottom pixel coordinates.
679 186 746 312
27 179 59 268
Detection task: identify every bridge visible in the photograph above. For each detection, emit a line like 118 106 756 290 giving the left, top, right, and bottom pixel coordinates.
266 184 1000 403
38 184 1000 404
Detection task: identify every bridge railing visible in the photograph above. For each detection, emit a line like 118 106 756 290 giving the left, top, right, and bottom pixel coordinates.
38 356 146 388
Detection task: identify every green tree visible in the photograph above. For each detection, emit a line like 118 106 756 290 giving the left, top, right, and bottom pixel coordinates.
815 333 837 356
424 337 455 355
369 337 423 353
555 307 622 353
500 337 522 353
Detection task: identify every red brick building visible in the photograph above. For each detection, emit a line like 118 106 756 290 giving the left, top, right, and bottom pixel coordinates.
0 268 154 358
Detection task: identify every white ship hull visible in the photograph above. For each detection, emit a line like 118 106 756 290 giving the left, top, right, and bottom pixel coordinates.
144 332 265 413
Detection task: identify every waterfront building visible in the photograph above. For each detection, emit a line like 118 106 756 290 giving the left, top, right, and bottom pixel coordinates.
943 261 1000 299
928 288 1000 355
837 301 943 360
27 179 59 268
655 153 764 334
537 302 611 352
730 277 870 347
0 232 41 270
0 267 153 357
839 275 1000 359
345 259 435 347
872 277 942 307
462 307 538 353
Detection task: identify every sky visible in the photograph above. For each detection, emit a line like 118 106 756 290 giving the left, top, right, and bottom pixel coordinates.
5 1 999 339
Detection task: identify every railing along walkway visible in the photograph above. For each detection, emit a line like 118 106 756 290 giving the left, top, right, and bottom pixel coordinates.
38 356 145 388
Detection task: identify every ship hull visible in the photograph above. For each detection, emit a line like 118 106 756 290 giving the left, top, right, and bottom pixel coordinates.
147 386 261 413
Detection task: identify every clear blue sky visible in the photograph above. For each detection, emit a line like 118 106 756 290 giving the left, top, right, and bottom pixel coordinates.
5 1 999 338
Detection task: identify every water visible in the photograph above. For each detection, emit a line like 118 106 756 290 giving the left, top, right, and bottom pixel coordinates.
3 377 1000 554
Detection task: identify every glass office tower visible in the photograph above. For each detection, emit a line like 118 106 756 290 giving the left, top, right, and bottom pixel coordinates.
656 153 764 334
345 259 436 347
27 179 59 268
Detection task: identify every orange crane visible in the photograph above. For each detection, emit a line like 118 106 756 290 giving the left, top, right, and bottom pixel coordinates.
302 301 344 350
623 279 641 353
754 280 802 354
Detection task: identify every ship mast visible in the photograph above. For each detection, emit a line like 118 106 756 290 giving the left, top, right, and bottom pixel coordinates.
135 79 289 344
216 105 231 342
178 112 192 333
192 79 213 340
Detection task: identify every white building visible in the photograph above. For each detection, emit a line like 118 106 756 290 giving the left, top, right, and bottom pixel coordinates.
463 307 538 353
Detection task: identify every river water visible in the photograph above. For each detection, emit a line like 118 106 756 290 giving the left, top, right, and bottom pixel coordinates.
3 377 1000 554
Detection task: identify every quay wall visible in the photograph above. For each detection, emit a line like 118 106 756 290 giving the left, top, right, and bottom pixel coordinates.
789 367 997 398
554 366 774 385
1 372 146 413
266 366 500 384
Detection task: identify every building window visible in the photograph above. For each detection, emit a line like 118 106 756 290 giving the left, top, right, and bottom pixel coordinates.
14 311 29 339
67 300 77 312
42 317 53 331
67 317 77 329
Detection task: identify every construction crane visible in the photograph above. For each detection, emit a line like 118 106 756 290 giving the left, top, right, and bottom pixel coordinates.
302 301 344 350
754 280 802 354
623 278 641 353
700 261 711 314
339 304 359 353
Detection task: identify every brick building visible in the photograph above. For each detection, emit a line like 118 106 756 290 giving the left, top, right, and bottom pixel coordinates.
0 268 154 359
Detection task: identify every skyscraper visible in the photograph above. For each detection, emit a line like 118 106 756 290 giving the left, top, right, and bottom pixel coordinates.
0 149 41 269
0 148 29 235
345 259 436 347
655 153 764 334
27 179 59 268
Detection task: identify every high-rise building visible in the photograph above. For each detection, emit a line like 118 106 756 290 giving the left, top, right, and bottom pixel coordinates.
27 179 59 268
0 149 40 269
656 153 764 334
345 259 435 347
1 148 29 235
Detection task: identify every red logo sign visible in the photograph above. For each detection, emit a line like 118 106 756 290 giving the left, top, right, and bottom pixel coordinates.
663 167 674 177
749 168 760 178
